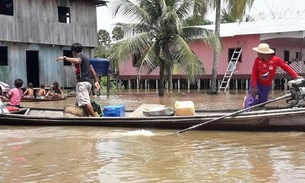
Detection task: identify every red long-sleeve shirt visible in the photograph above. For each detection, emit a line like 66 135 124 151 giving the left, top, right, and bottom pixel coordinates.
251 55 298 87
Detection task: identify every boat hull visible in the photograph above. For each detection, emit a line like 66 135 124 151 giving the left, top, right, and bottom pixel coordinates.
1 107 305 131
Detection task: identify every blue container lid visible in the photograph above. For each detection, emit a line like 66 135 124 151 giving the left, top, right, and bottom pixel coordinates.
89 58 110 75
90 58 110 62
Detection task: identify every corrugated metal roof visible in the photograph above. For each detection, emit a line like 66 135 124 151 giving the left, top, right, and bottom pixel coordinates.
194 17 305 37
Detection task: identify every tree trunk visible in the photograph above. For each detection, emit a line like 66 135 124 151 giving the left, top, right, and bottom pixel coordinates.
158 64 165 96
167 66 173 90
210 0 221 94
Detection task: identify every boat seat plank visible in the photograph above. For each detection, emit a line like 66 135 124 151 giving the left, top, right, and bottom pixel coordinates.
128 104 165 117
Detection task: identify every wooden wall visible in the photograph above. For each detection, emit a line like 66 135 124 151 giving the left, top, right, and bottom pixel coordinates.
0 42 93 88
0 0 98 47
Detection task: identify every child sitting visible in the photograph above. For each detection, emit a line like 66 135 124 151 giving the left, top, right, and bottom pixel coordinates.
37 83 46 99
0 79 23 108
22 82 35 98
45 81 64 99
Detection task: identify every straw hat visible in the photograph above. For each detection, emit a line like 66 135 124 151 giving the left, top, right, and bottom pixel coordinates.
252 43 274 54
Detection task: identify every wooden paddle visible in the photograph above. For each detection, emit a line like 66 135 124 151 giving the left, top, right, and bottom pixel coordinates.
177 93 291 134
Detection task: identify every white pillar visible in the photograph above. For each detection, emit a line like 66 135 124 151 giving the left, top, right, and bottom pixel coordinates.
156 80 158 89
235 79 238 89
178 79 180 90
284 79 288 90
145 79 148 89
271 80 274 90
187 80 190 90
128 80 131 89
197 79 201 91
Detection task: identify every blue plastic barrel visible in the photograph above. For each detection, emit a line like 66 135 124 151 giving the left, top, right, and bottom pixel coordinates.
89 58 110 75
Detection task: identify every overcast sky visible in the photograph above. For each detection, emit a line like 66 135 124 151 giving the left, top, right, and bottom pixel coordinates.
96 0 305 33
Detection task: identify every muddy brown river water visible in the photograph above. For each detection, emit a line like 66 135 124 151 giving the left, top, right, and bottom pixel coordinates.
1 89 304 183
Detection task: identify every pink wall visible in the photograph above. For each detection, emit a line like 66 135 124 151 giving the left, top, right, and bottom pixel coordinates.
118 34 304 79
189 35 261 76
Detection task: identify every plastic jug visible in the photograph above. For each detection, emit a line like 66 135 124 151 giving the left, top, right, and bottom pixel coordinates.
174 101 195 116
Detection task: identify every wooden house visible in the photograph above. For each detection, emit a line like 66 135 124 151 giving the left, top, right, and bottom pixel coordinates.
0 0 107 88
117 17 305 90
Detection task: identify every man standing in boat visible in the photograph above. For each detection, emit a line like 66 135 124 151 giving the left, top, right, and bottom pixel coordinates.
244 43 303 108
57 43 100 116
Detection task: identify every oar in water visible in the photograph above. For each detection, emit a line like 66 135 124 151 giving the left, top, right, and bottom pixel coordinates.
177 93 292 134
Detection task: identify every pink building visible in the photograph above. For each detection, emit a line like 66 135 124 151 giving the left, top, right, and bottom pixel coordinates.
117 17 305 90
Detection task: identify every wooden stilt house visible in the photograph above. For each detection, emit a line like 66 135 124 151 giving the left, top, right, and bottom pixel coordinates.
0 0 107 88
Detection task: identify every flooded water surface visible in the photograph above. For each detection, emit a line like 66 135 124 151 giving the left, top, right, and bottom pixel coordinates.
1 89 304 183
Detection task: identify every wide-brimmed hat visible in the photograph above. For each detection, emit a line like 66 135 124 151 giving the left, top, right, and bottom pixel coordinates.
252 43 274 54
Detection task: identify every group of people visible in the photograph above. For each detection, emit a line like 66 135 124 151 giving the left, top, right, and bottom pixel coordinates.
1 43 100 116
22 82 64 99
0 80 64 107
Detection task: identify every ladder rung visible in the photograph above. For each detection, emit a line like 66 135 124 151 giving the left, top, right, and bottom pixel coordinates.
219 45 242 92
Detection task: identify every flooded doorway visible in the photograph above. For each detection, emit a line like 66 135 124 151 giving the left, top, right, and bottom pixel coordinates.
26 50 39 87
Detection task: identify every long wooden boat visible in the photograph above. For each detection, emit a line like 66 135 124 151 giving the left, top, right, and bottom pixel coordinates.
21 97 67 102
1 105 305 131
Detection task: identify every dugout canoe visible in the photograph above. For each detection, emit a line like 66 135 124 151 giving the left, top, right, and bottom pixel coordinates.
1 106 305 131
21 97 67 102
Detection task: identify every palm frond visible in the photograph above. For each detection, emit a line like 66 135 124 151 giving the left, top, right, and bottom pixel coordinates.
170 35 205 81
182 27 222 51
138 42 162 74
113 0 151 26
174 0 194 20
109 32 152 64
226 0 254 21
160 11 182 36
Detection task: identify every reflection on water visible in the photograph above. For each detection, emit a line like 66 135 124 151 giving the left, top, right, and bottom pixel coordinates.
1 89 303 182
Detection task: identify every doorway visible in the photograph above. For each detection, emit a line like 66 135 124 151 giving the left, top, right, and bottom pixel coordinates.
26 50 39 87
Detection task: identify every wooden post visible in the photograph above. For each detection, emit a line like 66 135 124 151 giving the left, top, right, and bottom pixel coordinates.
106 74 110 96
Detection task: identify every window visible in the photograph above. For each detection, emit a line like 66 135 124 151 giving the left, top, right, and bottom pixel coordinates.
284 50 290 61
228 48 242 63
0 0 13 16
58 6 70 23
63 50 72 65
0 46 8 66
132 53 141 67
296 52 301 60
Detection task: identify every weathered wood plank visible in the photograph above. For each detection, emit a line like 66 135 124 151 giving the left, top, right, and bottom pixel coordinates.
0 0 98 47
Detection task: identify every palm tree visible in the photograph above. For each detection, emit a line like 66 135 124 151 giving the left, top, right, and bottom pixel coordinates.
207 0 254 94
110 0 221 96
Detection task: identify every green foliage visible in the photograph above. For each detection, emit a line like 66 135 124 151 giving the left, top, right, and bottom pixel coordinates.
94 45 110 58
97 29 111 46
99 77 118 90
110 0 221 96
112 26 124 41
